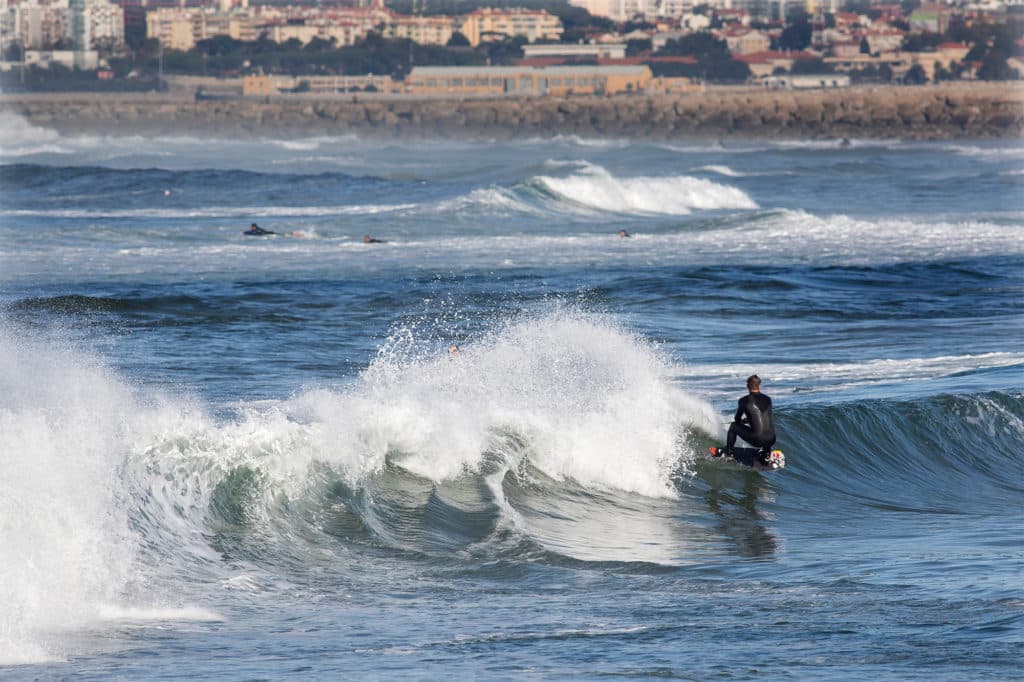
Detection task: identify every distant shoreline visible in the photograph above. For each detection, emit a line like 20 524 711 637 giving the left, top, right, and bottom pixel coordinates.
2 82 1021 140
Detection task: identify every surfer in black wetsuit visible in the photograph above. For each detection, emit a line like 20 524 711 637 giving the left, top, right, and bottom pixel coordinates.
724 374 776 464
244 223 275 236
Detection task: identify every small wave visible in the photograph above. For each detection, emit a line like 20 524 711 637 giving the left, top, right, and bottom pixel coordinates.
694 164 744 177
781 391 1024 514
96 605 223 622
0 203 416 219
940 143 1024 159
432 187 544 217
272 139 324 152
702 209 1024 265
678 352 1024 401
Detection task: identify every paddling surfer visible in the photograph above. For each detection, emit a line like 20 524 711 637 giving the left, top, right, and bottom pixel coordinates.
243 223 275 236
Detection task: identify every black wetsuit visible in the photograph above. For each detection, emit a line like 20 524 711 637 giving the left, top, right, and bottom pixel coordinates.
244 226 274 236
726 392 776 456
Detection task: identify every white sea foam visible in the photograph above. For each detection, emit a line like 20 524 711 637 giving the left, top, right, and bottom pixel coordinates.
286 310 719 497
0 112 66 157
0 330 239 664
0 332 140 663
535 163 758 215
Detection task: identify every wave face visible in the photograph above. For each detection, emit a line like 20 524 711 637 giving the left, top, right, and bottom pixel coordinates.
1 123 1022 678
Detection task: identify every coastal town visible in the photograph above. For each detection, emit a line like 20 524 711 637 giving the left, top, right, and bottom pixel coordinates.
0 0 1020 97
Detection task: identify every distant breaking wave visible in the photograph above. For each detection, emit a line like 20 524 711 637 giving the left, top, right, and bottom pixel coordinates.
533 162 758 215
429 162 758 217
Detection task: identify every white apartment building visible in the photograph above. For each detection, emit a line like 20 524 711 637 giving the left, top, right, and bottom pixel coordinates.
0 0 122 53
382 14 457 46
76 0 124 49
570 0 660 21
570 0 712 21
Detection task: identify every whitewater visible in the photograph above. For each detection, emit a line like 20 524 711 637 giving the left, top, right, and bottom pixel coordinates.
0 114 1022 679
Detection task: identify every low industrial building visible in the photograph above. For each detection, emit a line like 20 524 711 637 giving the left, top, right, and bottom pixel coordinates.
405 64 652 96
762 74 852 89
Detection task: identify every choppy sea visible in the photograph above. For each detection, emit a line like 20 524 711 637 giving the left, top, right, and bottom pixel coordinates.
1 112 1022 680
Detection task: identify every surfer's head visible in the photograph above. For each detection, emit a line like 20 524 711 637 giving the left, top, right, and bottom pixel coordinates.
747 374 761 391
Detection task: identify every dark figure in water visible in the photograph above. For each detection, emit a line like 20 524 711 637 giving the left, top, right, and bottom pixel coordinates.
363 234 385 244
724 374 776 463
244 223 275 236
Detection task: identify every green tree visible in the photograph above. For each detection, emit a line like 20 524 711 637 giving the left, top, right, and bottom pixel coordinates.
481 36 526 65
901 32 943 52
791 57 834 74
903 63 927 84
778 11 812 51
657 32 729 59
125 11 148 52
625 38 652 56
977 52 1016 80
553 5 615 43
3 42 21 62
305 37 336 52
447 31 470 47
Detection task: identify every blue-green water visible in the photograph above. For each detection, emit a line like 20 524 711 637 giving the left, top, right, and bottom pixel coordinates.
1 115 1022 679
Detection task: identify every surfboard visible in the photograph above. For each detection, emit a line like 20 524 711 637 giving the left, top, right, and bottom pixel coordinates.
707 446 786 471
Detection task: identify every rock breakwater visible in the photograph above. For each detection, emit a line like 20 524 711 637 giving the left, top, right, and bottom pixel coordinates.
2 82 1021 139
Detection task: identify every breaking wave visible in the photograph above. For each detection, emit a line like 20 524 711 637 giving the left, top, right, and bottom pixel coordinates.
2 307 1022 663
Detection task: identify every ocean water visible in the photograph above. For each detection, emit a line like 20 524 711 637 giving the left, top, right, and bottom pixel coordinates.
0 112 1022 680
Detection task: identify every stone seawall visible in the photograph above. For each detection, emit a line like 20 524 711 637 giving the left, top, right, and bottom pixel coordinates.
2 82 1022 140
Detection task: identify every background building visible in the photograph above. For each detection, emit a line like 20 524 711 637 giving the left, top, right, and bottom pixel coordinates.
0 0 123 53
459 8 562 47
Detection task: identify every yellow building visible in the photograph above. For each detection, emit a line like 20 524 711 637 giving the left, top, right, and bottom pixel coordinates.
242 74 275 96
146 8 257 51
459 8 563 47
406 65 651 97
